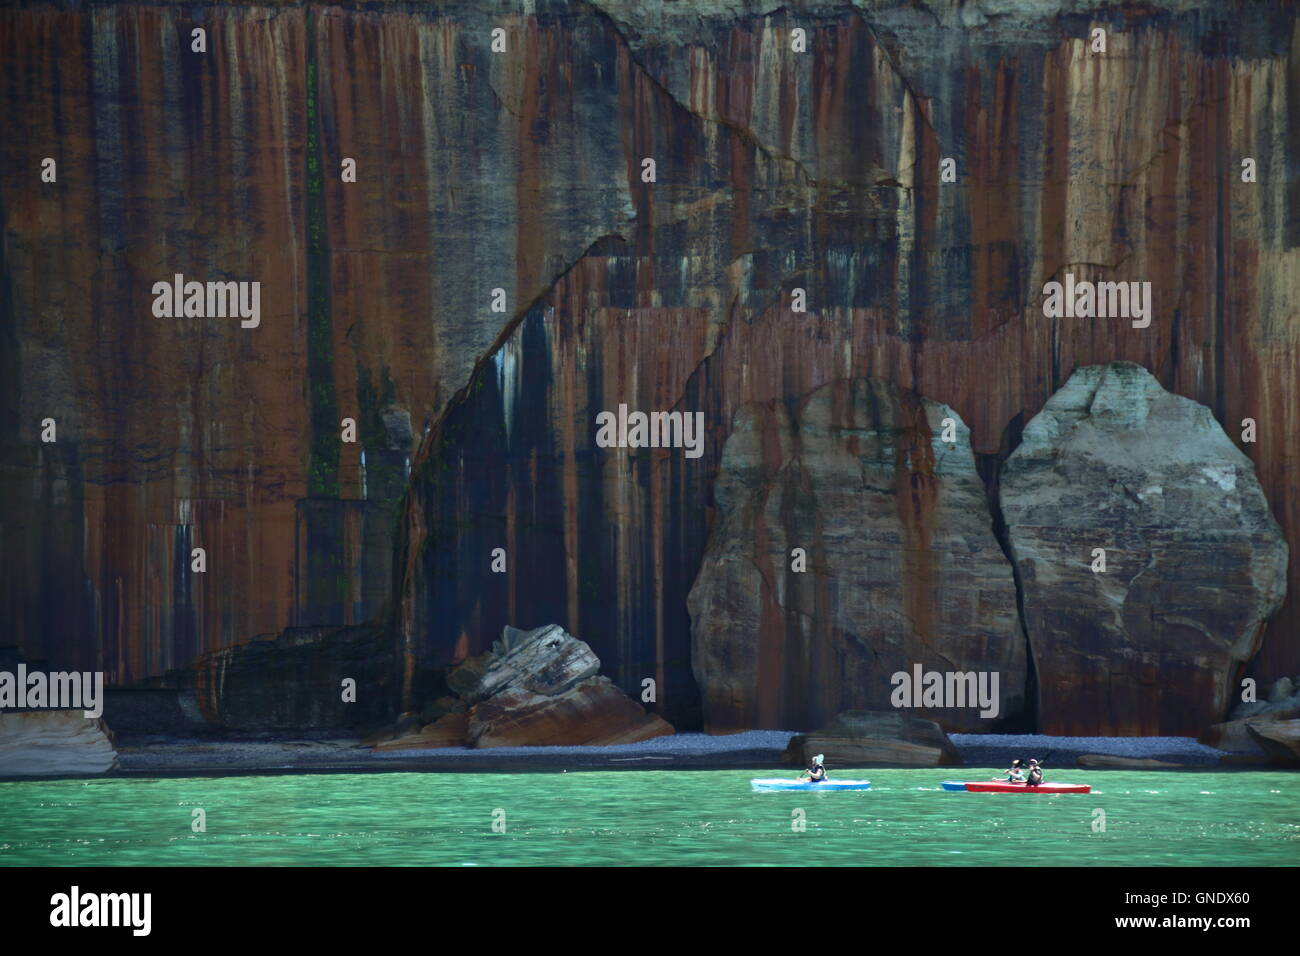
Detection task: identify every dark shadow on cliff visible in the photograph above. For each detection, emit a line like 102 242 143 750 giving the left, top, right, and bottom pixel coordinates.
975 410 1036 734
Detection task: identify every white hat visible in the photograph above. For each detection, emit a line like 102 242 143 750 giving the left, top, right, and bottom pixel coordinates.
813 754 825 764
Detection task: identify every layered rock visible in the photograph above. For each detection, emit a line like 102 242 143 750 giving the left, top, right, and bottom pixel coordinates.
188 623 404 732
1246 719 1300 764
784 711 961 767
0 711 119 777
0 1 633 687
1001 363 1288 735
386 2 1300 728
451 624 673 747
1203 676 1300 751
468 677 674 747
374 712 470 752
450 625 601 705
1199 709 1300 754
1 1 1298 733
1228 676 1300 720
689 378 1023 732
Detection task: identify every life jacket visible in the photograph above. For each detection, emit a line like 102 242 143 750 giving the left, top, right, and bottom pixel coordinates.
1027 767 1043 785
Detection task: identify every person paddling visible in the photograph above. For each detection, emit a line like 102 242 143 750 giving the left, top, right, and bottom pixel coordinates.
1025 758 1044 786
799 753 828 784
997 759 1025 783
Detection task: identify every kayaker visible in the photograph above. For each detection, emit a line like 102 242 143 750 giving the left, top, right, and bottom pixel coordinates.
1025 759 1044 786
799 753 828 783
999 759 1025 783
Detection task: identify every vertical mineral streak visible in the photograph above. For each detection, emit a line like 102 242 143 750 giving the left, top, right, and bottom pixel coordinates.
0 2 1296 734
305 8 338 500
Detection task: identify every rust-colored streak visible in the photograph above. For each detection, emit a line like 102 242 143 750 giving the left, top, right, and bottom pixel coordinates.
516 18 544 298
3 5 1298 729
752 403 788 729
894 391 938 656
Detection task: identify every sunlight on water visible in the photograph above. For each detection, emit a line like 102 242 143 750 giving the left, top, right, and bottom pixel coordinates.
1 768 1297 866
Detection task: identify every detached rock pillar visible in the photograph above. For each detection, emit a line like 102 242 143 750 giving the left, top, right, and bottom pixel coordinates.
689 378 1024 733
1001 362 1287 735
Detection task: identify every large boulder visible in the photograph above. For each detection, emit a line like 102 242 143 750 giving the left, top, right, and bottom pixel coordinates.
1001 363 1288 735
469 677 674 747
1199 720 1264 754
1076 754 1187 769
449 624 600 705
374 713 470 751
1228 677 1300 721
1199 707 1300 753
689 378 1024 733
784 710 961 767
360 712 425 747
0 711 119 777
1267 677 1296 702
1246 719 1300 765
448 625 672 747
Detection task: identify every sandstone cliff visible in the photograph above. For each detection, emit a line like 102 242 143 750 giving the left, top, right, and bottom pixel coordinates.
1001 362 1287 735
688 379 1023 732
1 1 1296 735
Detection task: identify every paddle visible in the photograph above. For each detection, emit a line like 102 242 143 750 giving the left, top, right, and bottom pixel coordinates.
992 758 1026 782
1023 755 1049 785
798 754 827 782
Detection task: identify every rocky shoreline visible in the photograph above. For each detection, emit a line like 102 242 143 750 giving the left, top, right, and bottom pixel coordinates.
6 624 1294 779
76 730 1253 778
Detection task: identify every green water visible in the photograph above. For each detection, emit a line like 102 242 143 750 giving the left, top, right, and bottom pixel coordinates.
1 768 1297 866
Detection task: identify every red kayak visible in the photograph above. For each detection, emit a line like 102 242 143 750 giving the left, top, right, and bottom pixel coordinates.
963 781 1091 794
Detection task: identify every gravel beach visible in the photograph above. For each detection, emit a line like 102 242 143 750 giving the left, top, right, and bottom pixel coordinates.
110 730 1237 775
948 733 1230 767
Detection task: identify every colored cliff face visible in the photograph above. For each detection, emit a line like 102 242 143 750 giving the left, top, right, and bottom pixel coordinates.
687 380 1024 732
0 1 635 683
389 1 1299 731
1 2 1297 734
1001 363 1287 736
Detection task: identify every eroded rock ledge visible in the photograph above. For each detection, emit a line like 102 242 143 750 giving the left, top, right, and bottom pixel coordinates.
785 710 962 767
0 711 119 777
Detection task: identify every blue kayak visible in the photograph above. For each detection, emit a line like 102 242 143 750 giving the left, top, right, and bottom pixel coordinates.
941 781 968 791
750 778 871 792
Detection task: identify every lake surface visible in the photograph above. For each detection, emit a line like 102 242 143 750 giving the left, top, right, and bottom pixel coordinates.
2 767 1297 866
